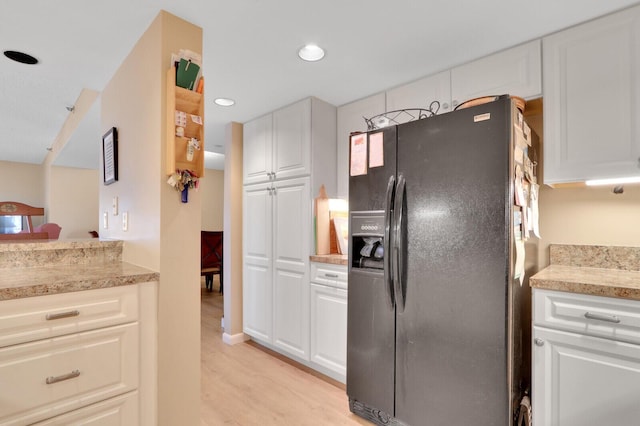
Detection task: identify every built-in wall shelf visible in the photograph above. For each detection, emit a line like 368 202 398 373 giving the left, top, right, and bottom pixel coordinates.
166 66 205 177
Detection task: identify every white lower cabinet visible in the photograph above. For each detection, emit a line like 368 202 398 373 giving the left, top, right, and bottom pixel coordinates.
309 262 348 383
533 289 640 426
0 285 150 426
533 326 640 426
243 177 311 361
242 182 274 342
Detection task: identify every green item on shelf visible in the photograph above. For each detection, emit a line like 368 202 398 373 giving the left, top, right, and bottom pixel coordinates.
176 58 200 90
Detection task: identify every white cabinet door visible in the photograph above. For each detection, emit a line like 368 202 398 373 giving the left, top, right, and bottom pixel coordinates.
242 182 273 342
336 93 386 199
451 40 541 106
243 113 273 185
543 5 640 184
386 70 452 115
273 99 311 181
533 325 640 426
310 283 347 382
272 177 310 360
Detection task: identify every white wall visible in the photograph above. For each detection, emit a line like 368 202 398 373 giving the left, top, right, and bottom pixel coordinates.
0 160 45 228
223 122 244 341
201 168 224 230
538 185 640 266
100 10 202 426
48 166 99 239
521 103 640 268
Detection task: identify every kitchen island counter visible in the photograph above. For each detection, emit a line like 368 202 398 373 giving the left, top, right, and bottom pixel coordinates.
0 238 158 300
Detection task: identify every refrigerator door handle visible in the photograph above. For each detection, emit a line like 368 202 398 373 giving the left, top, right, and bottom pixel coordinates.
394 174 406 312
384 174 396 309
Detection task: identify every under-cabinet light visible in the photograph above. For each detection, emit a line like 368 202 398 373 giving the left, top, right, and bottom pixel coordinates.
329 198 348 212
585 176 640 186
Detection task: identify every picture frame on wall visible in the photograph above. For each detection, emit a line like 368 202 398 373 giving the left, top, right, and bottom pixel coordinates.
102 127 118 185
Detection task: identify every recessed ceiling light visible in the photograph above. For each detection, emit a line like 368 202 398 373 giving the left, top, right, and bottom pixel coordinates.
214 98 235 107
3 50 39 65
298 44 325 62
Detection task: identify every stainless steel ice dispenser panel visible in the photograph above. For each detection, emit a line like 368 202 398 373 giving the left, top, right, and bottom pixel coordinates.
350 211 385 271
350 211 384 237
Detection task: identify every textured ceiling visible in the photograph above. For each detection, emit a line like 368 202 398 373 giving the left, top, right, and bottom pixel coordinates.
1 0 639 170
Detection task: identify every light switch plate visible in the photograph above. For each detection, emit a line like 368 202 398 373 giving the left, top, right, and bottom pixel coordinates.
112 196 118 216
122 211 128 231
103 212 108 229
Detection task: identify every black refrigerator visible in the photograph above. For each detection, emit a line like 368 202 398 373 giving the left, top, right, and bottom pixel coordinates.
347 96 538 426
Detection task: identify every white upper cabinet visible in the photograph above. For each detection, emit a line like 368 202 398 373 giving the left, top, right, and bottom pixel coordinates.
244 97 336 196
386 70 451 114
385 41 541 117
451 40 542 106
543 5 640 184
243 113 273 185
336 41 542 198
273 99 311 181
336 93 386 199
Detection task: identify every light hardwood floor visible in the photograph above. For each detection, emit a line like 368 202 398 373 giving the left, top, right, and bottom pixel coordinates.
200 278 370 426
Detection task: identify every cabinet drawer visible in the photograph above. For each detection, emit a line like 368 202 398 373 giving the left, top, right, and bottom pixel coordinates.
32 391 138 425
0 285 138 348
311 263 347 289
534 289 640 344
0 322 139 426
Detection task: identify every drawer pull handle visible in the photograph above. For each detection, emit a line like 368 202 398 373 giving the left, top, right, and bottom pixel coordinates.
46 369 81 385
324 273 339 278
584 311 621 324
534 338 545 347
46 310 80 321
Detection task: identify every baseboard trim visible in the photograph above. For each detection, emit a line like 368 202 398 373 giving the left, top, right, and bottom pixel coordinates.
246 340 346 390
222 332 249 346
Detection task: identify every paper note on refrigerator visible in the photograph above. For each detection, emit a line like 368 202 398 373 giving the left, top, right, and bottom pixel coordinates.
350 134 367 176
369 132 384 168
531 183 541 238
514 234 526 286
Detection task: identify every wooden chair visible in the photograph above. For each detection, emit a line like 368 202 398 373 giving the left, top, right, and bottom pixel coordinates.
0 201 49 240
201 231 223 293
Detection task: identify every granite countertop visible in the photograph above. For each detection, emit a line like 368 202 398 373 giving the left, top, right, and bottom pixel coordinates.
530 244 640 301
310 254 348 266
0 239 159 300
0 262 159 300
0 238 120 252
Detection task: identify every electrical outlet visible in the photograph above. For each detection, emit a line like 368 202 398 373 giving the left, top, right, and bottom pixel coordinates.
103 212 108 229
112 196 118 216
122 211 128 231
